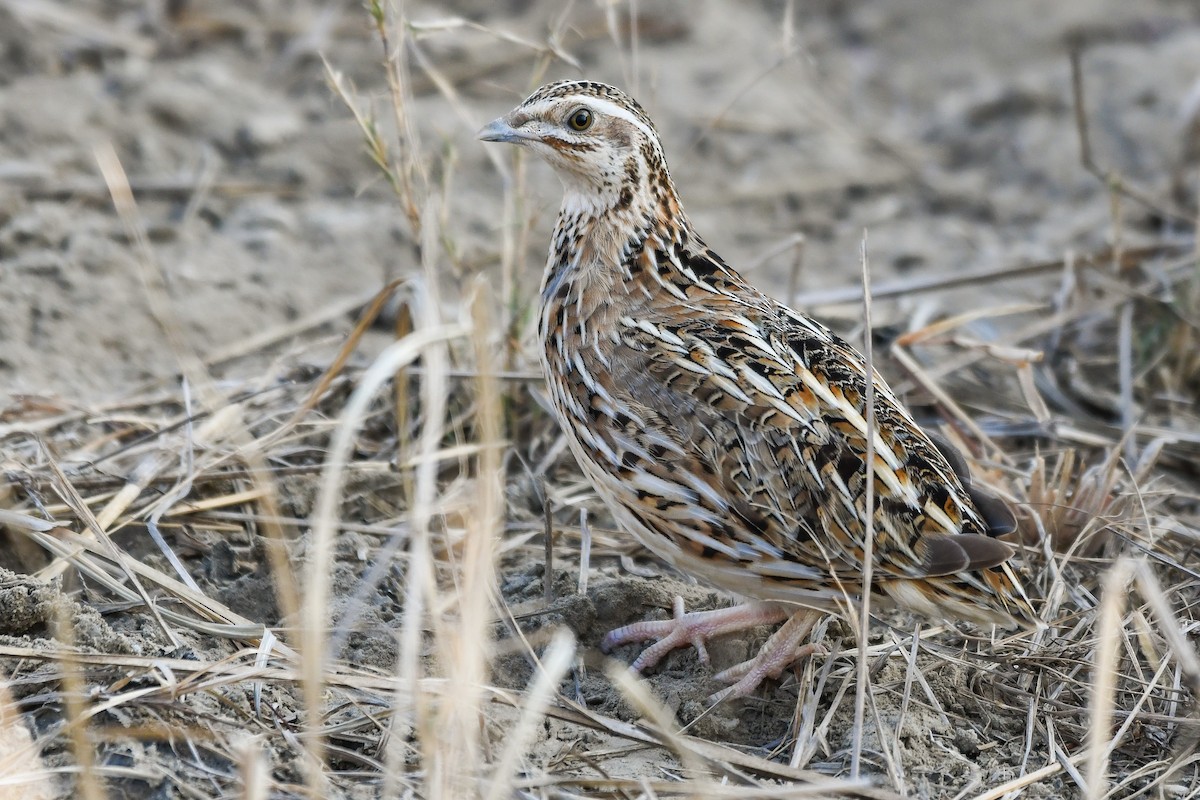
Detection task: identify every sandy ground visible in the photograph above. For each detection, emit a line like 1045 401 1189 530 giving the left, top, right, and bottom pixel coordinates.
1 0 1198 797
3 0 1196 400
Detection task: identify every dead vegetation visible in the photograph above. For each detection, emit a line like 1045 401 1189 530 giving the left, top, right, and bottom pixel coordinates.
1 2 1198 799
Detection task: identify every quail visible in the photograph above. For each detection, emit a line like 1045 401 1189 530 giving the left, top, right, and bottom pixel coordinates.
480 80 1038 700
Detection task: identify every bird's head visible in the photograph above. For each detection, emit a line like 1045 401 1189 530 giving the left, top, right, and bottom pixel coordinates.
479 80 676 216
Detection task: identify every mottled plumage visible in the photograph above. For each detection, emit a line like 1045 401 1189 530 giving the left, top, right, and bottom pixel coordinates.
480 80 1038 696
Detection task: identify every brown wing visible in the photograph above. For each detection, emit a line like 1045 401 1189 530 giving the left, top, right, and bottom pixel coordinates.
609 249 1005 576
573 240 1036 623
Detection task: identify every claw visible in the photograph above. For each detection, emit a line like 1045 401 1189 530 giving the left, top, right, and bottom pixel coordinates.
602 599 789 673
602 599 828 703
707 611 825 703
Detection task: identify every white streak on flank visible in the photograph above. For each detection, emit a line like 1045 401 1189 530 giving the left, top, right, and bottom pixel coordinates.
853 446 905 498
606 429 646 463
644 260 689 300
880 580 941 619
709 374 753 405
721 313 758 333
620 317 686 351
739 363 786 401
677 527 742 559
568 240 585 272
540 259 570 302
571 351 597 393
782 305 833 340
629 470 697 504
688 342 738 380
763 394 808 425
726 323 778 360
827 472 858 517
794 364 903 476
578 425 620 466
638 427 687 457
590 336 611 370
589 381 624 424
803 458 824 489
556 387 587 424
609 399 647 430
676 261 718 294
795 363 842 411
652 321 687 349
639 240 657 266
752 559 829 582
733 539 782 560
619 255 634 281
923 499 959 535
753 342 789 368
572 284 591 339
679 469 729 512
671 356 712 376
570 356 647 432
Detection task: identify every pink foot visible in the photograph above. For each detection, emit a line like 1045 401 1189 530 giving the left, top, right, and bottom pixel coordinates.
601 598 789 672
708 610 825 703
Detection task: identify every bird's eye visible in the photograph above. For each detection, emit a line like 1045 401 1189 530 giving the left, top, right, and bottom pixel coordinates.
567 108 593 131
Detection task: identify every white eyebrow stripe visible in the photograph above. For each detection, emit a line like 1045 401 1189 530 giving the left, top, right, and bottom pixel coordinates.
577 97 656 139
528 96 656 141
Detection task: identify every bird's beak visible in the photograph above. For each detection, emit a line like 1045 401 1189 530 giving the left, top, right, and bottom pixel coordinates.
477 114 534 144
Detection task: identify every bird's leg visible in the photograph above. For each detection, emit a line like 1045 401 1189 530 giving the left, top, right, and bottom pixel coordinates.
708 610 825 703
601 598 789 672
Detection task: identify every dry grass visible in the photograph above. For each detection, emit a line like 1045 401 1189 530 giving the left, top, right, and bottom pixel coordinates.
0 4 1198 799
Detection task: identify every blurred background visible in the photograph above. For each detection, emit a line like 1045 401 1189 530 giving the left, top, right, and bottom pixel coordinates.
2 0 1197 402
